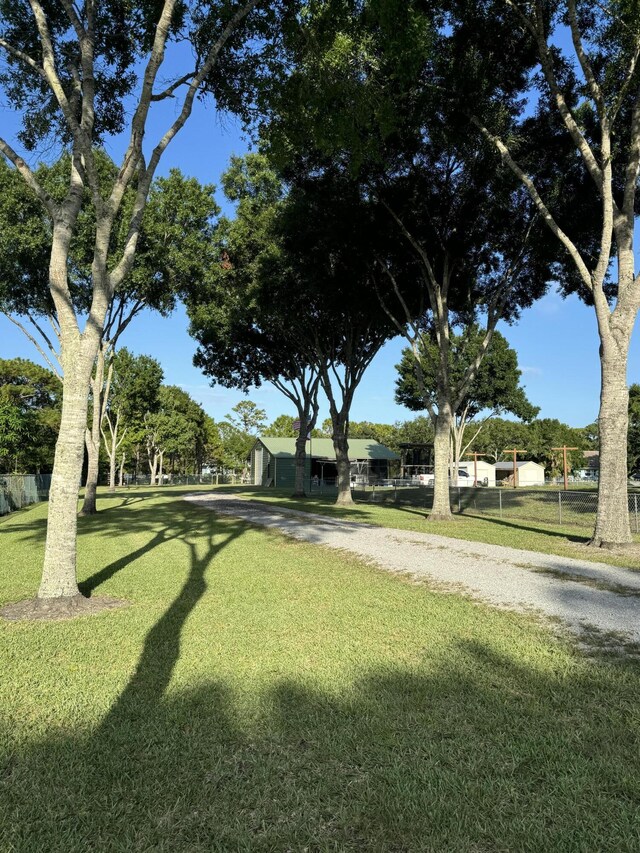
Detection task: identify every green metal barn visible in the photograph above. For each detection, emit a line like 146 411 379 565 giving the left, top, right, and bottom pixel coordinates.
249 437 399 489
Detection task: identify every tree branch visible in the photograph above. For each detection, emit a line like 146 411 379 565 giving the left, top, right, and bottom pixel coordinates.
0 39 46 80
0 138 57 217
109 0 260 290
611 39 640 122
470 116 594 291
27 0 82 140
3 313 62 379
151 71 197 101
566 0 606 119
503 0 604 190
622 87 640 222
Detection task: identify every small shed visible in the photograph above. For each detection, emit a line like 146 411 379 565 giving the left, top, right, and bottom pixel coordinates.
494 460 545 487
457 460 496 487
249 437 399 489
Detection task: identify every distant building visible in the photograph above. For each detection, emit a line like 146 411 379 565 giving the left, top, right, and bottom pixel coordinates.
457 460 496 487
494 460 545 487
249 437 399 489
574 450 599 480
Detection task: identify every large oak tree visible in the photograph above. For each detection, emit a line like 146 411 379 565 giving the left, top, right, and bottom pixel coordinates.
466 0 640 546
0 0 273 607
255 0 557 518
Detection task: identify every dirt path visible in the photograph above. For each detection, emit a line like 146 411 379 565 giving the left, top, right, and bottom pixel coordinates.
184 493 640 646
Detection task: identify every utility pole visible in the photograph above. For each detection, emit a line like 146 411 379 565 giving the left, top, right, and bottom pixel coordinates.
503 449 526 488
551 446 579 491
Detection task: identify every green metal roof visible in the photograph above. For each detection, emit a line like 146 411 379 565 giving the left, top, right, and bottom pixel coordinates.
255 437 399 461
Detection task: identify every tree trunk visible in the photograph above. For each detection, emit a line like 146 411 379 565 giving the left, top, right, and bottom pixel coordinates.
293 426 308 498
591 337 633 547
81 429 100 515
80 353 107 516
333 428 353 505
149 450 157 485
158 451 164 485
107 412 120 493
430 402 454 521
119 453 126 487
38 367 92 599
108 447 117 492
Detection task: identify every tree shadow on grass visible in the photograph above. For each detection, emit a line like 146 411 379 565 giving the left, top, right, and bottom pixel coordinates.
1 490 249 601
75 498 232 598
381 500 591 543
3 493 640 850
2 630 639 852
453 512 591 543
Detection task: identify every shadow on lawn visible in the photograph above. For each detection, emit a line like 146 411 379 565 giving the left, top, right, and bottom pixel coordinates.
3 637 639 851
75 496 235 597
383 500 591 542
2 492 640 850
450 512 590 543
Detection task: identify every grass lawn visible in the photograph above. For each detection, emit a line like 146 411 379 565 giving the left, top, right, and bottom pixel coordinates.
1 486 640 852
232 487 640 571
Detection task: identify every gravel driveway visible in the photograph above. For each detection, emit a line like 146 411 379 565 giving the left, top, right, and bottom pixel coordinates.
184 493 640 645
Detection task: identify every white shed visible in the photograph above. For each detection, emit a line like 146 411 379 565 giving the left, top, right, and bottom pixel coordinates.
457 461 496 487
494 460 545 487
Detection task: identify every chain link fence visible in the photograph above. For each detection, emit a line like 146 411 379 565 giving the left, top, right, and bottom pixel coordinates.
103 473 248 487
352 483 640 532
0 474 52 517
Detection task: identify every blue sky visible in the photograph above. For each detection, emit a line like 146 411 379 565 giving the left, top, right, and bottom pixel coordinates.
1 39 639 430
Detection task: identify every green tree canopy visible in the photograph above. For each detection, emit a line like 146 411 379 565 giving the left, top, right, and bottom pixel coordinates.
395 328 539 423
0 358 61 472
0 154 219 369
264 414 298 438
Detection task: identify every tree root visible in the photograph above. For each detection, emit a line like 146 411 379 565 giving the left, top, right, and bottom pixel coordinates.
428 512 455 522
587 539 635 551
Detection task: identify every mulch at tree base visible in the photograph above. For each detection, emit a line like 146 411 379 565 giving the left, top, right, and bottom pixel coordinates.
0 595 128 622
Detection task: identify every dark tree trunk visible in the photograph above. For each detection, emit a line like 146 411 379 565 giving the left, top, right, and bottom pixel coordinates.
81 430 99 516
332 425 353 505
293 426 309 498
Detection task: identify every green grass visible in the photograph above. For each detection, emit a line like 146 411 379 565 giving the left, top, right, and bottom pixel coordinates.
231 486 640 571
1 486 640 852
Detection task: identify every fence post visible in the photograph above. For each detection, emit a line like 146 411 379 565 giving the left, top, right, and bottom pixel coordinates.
558 491 562 525
499 488 502 519
635 494 638 535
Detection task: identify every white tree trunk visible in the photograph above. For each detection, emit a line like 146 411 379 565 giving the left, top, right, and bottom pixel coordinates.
430 402 454 520
149 451 158 486
108 448 117 492
592 334 633 546
38 357 94 598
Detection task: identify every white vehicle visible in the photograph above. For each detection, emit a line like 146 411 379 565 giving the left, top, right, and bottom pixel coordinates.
453 469 471 487
417 472 435 486
416 469 481 487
